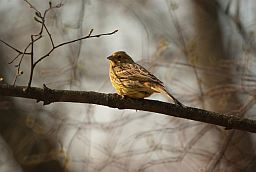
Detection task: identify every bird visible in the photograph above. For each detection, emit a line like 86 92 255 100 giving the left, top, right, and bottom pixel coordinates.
107 51 184 107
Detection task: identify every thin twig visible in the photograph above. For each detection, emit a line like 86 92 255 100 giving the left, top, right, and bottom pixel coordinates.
24 0 40 13
33 29 118 67
25 29 117 87
8 54 21 64
27 35 35 89
1 1 118 89
12 36 42 85
43 23 55 48
0 40 30 55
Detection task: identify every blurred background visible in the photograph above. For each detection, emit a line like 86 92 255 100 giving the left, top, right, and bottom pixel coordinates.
0 0 256 171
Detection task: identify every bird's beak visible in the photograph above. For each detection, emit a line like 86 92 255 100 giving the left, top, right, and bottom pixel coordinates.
107 55 113 60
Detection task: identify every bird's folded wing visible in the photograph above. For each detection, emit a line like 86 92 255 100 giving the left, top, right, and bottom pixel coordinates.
114 63 164 85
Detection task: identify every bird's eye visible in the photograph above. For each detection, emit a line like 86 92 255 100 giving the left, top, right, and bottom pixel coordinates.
117 55 121 59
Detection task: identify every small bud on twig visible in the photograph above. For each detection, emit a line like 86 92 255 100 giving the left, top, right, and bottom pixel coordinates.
35 11 42 18
49 1 52 8
34 16 42 23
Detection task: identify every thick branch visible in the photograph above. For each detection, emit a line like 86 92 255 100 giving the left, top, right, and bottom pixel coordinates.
0 84 256 133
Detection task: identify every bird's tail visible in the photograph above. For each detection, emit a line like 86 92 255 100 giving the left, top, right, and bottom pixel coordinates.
152 85 184 107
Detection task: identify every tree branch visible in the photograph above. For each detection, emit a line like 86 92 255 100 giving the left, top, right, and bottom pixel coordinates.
0 84 255 133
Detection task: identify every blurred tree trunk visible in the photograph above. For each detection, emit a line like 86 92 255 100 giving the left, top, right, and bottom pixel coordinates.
192 0 255 171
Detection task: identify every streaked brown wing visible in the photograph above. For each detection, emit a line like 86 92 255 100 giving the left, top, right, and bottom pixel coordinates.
113 63 163 85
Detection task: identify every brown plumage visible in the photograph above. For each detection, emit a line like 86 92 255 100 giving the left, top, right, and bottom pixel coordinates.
107 51 183 106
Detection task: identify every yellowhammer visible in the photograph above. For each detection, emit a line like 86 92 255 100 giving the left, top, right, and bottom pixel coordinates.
107 51 183 106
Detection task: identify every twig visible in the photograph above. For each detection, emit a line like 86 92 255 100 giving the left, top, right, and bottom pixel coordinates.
24 0 40 13
27 35 35 89
43 23 54 48
0 1 118 88
0 84 256 133
33 29 118 67
0 40 30 55
26 29 118 88
9 54 21 65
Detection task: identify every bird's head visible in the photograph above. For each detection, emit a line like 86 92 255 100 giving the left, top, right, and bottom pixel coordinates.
107 51 134 64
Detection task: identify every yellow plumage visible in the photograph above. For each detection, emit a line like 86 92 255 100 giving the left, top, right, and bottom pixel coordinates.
107 51 183 106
